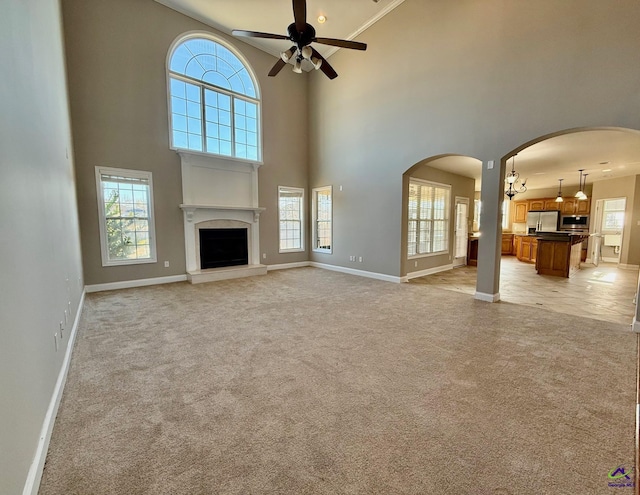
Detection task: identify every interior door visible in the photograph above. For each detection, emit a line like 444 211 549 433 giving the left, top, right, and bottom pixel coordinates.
454 197 469 267
592 199 602 267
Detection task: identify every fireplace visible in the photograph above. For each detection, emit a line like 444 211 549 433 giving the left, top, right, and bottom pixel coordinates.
178 151 266 283
199 228 248 269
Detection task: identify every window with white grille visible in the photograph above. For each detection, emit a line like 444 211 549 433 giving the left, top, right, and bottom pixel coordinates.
408 179 450 257
278 186 304 252
95 167 157 266
602 198 626 232
168 35 261 161
313 186 332 253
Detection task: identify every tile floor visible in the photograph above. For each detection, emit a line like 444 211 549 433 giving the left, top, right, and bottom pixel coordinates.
411 256 639 326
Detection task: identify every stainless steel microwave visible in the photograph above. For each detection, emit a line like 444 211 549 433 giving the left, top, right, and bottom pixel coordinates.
560 214 589 230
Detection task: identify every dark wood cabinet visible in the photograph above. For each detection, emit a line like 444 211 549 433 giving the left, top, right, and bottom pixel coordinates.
468 237 479 266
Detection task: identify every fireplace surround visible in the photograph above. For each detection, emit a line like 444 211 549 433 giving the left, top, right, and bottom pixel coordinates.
178 151 266 283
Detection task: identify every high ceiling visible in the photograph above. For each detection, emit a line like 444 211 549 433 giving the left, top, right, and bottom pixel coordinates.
155 2 640 192
155 0 406 59
427 130 640 192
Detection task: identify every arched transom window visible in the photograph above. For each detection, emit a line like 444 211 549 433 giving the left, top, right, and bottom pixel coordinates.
168 36 260 161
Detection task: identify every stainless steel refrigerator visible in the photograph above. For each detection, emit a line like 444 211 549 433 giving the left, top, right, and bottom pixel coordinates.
526 210 560 233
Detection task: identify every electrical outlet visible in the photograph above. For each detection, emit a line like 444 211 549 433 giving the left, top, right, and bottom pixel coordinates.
64 309 68 325
164 261 170 268
262 253 267 259
54 333 59 351
358 257 363 263
414 261 418 267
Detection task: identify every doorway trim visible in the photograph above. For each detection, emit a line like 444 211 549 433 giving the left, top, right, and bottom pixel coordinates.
454 196 470 267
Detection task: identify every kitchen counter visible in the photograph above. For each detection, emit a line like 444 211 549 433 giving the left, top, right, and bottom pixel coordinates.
536 233 589 277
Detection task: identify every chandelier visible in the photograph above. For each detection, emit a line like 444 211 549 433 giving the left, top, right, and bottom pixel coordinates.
504 154 527 200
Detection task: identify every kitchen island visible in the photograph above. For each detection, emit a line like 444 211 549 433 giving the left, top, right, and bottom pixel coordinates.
535 232 590 278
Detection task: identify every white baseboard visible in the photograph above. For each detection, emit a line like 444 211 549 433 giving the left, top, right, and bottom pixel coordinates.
475 291 501 303
85 274 187 293
402 264 454 282
309 262 403 283
267 262 312 271
23 290 86 495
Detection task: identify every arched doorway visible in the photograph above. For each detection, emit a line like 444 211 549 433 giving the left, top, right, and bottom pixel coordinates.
494 127 640 325
401 154 482 286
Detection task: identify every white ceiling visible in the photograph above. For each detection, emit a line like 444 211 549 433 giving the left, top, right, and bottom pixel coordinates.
427 130 640 192
154 2 640 191
155 0 406 59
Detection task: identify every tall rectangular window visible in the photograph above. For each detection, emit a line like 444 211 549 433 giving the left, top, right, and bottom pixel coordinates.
278 186 304 252
313 186 332 253
408 179 450 257
602 198 626 232
95 167 157 266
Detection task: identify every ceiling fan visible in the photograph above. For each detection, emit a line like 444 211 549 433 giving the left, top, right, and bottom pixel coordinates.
232 0 367 80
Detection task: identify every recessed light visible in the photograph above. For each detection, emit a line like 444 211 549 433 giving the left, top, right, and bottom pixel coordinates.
602 168 612 172
534 172 545 175
318 15 326 23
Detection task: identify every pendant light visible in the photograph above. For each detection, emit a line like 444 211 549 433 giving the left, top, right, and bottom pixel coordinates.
575 169 585 199
504 154 527 200
578 174 588 200
555 179 564 202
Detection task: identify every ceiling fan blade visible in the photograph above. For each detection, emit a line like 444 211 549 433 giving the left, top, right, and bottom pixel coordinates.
293 0 307 33
232 30 288 40
314 38 367 51
268 58 287 77
311 48 338 80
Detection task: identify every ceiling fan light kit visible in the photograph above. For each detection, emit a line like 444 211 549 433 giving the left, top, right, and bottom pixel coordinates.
232 0 367 80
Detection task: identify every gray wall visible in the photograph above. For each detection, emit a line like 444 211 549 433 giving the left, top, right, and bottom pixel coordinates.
402 162 475 276
62 0 310 285
0 0 84 493
308 0 640 290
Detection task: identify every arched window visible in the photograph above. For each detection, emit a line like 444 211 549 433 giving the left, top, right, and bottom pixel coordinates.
168 35 260 161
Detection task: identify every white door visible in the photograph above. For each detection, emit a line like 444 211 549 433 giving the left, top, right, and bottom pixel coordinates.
598 197 626 264
592 200 602 267
454 197 469 267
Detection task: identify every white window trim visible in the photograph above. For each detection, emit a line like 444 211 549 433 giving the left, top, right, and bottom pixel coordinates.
95 166 158 267
312 186 333 254
278 186 305 253
166 32 262 164
407 178 451 259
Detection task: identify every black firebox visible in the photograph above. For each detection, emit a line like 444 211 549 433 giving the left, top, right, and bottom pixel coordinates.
199 228 248 269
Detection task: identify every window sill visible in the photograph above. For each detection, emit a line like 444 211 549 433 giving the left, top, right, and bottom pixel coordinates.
102 257 157 267
313 248 332 254
407 251 448 260
279 248 305 254
174 148 263 167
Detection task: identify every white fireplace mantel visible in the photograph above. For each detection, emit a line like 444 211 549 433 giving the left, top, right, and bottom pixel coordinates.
180 204 266 223
178 151 267 282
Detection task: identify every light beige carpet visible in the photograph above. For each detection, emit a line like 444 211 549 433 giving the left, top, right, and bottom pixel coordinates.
39 267 635 494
